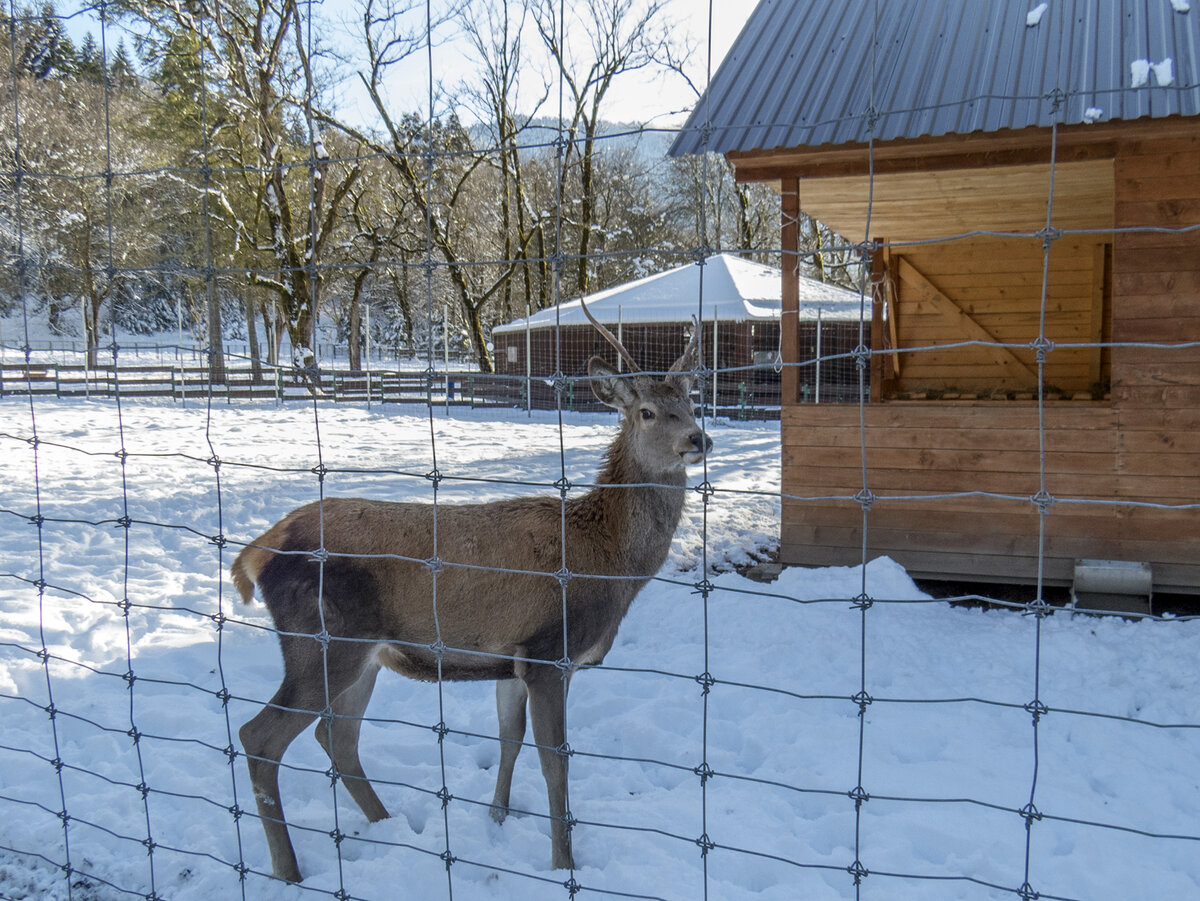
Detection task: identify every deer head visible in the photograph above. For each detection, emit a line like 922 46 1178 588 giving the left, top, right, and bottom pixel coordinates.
581 298 711 472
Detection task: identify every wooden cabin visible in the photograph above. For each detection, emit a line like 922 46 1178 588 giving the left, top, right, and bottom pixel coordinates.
491 253 866 411
671 0 1200 598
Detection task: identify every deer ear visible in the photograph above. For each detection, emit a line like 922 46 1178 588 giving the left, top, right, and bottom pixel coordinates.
588 356 637 409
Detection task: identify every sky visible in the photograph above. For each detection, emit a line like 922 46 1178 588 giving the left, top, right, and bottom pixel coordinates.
62 0 755 128
321 0 755 129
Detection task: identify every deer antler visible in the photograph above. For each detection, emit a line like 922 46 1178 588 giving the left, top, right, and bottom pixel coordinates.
580 296 640 372
670 316 701 373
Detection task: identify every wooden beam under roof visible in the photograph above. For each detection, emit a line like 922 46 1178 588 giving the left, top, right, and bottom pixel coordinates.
784 159 1115 243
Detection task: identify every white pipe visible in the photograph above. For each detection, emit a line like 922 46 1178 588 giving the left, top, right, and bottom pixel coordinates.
814 307 822 404
711 306 718 416
617 306 623 373
525 301 532 415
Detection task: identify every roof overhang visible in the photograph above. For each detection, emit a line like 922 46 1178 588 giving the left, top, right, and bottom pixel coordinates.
727 118 1200 242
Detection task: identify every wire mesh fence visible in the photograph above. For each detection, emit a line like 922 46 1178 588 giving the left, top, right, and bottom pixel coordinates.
3 1 1200 900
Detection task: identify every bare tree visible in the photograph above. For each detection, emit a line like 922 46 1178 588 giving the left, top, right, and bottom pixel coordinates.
127 0 362 374
459 0 553 321
325 0 537 372
527 0 677 295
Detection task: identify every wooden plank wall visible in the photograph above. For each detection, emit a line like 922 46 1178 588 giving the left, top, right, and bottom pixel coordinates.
1108 133 1200 590
890 238 1105 395
781 403 1126 587
780 129 1200 594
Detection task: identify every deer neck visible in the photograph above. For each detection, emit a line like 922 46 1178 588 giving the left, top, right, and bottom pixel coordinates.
570 432 688 575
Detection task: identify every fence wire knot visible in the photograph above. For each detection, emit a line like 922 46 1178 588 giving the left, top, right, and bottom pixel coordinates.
854 488 876 511
852 343 871 371
1020 802 1043 827
848 859 870 884
1024 597 1052 618
693 578 715 597
852 593 874 611
1019 880 1041 901
436 786 453 808
695 671 715 695
1031 489 1055 513
1029 335 1056 362
852 690 873 715
1025 699 1049 724
562 876 582 897
1035 225 1063 250
694 762 715 785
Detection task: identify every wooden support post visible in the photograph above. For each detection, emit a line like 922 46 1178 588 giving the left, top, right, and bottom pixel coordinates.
870 238 886 400
781 179 801 405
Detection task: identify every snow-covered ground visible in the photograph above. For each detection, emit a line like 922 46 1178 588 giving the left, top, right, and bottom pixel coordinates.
1 396 1197 901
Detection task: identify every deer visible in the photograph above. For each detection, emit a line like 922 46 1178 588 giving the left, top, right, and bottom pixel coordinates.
232 304 712 883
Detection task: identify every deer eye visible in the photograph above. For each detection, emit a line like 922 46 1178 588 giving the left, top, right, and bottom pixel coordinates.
639 408 655 421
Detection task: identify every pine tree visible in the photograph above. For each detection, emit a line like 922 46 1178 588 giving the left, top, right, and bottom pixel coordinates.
109 39 136 86
76 32 104 82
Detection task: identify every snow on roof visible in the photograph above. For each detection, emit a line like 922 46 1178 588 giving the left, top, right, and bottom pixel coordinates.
492 253 865 334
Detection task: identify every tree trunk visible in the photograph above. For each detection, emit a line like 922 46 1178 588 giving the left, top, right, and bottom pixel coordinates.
206 278 225 384
245 294 263 383
348 275 364 371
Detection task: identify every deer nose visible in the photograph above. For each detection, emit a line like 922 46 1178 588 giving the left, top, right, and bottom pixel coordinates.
690 432 713 454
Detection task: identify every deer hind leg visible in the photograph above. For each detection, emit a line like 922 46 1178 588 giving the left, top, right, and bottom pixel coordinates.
489 677 528 824
314 658 389 823
522 663 575 870
239 635 376 883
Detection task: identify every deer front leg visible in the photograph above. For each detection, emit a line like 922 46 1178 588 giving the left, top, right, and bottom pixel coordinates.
522 664 574 870
490 677 528 824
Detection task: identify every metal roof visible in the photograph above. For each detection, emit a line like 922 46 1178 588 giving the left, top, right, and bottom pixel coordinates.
669 0 1200 157
492 254 865 334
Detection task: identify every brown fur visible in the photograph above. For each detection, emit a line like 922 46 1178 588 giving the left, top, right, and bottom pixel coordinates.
235 343 711 883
